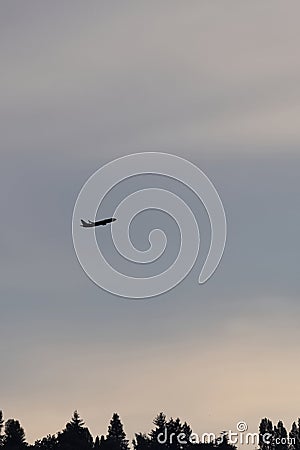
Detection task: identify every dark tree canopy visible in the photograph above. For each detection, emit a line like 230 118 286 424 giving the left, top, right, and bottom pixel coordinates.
0 411 4 447
274 421 288 450
259 418 274 450
34 434 58 449
133 413 236 450
290 421 300 450
94 436 100 450
0 409 299 450
57 411 93 450
101 413 129 450
3 419 26 450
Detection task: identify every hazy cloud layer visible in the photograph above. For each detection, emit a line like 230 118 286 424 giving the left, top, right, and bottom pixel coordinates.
0 1 300 443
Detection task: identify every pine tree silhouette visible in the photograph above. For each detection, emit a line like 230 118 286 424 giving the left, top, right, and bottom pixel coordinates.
94 436 100 450
3 419 26 450
290 420 300 450
34 434 58 449
274 421 288 450
259 418 274 450
57 411 93 450
148 412 167 449
215 433 236 450
98 435 106 449
132 433 151 450
104 413 129 450
1 408 300 450
0 410 4 447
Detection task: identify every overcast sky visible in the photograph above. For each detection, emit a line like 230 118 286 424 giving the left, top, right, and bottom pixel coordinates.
1 1 300 444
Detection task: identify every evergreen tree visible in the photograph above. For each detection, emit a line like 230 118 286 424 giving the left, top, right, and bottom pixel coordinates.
259 418 274 450
181 421 193 449
57 411 93 450
148 413 167 450
33 434 58 450
290 421 300 450
105 414 129 450
94 436 100 450
0 411 4 447
134 413 196 450
3 419 26 450
167 417 188 450
215 434 236 450
98 436 106 449
132 433 151 450
274 421 288 450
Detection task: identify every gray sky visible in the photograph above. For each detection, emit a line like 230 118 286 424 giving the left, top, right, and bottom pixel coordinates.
0 1 300 444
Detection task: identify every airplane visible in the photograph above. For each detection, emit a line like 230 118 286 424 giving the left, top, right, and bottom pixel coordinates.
81 218 117 228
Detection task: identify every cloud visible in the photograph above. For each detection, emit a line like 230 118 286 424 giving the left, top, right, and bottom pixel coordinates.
1 1 300 162
1 1 300 443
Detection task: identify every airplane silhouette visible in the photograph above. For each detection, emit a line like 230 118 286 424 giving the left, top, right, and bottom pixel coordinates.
81 218 117 228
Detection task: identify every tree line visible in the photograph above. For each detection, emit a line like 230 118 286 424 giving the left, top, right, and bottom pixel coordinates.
0 409 300 450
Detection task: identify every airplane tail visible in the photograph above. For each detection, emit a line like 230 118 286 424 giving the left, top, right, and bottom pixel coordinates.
81 219 89 227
